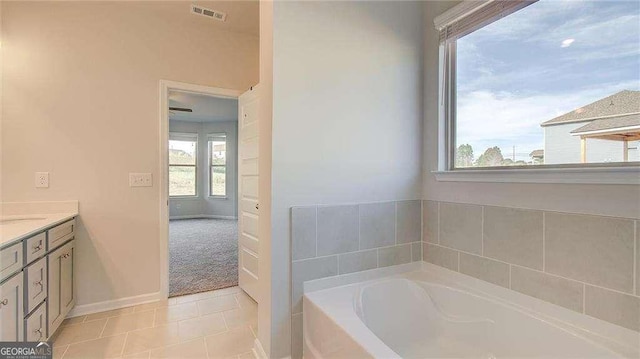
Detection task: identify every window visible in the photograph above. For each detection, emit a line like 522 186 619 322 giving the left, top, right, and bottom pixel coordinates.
438 0 640 170
169 133 197 196
209 133 227 197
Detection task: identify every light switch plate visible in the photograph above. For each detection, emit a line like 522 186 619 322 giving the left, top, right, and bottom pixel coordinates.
129 173 153 187
35 172 49 188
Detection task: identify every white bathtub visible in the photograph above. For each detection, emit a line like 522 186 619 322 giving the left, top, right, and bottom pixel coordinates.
303 265 639 358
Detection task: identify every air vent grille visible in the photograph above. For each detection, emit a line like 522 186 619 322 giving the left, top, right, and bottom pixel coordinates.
191 4 227 22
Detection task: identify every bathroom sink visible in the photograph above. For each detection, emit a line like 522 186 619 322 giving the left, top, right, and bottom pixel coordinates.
0 217 47 225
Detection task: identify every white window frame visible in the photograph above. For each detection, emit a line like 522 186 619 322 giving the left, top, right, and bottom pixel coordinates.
169 132 199 198
433 0 640 185
208 133 228 199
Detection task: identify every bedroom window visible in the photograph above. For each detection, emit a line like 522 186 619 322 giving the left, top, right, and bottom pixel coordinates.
169 133 198 197
437 0 640 170
209 133 227 197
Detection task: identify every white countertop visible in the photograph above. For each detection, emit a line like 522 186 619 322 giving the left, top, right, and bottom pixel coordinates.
0 201 79 248
0 212 78 248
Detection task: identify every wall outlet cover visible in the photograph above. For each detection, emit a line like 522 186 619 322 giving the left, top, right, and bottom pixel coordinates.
35 172 49 188
129 173 153 187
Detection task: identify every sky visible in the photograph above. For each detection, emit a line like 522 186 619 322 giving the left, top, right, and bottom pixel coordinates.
456 0 640 162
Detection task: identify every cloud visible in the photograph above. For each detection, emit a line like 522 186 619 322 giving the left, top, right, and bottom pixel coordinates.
561 38 575 48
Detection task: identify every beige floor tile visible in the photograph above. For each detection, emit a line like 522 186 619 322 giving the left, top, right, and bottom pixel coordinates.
238 352 255 359
101 311 155 337
205 327 255 358
154 302 199 325
212 287 241 298
174 291 217 305
178 313 227 342
123 351 151 359
121 324 181 356
53 319 108 347
134 299 176 313
234 292 256 312
62 316 86 327
149 338 208 359
86 307 135 322
197 295 239 316
53 345 68 359
62 334 127 359
222 308 256 330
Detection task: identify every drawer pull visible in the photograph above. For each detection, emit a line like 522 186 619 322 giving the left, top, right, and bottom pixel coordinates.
34 280 43 288
32 244 43 252
0 298 8 307
34 328 43 339
62 253 70 259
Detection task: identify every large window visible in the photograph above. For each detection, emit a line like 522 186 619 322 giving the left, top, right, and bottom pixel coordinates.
169 133 197 196
440 0 640 170
209 133 227 197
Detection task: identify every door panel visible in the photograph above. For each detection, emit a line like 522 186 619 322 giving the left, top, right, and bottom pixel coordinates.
238 85 260 302
0 272 24 341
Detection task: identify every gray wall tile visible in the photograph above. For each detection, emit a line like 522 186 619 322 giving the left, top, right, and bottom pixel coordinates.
338 249 377 274
423 200 439 244
585 285 640 332
459 253 509 288
291 314 303 359
397 200 421 244
423 243 458 271
317 205 359 256
291 206 317 260
439 202 482 254
291 256 338 314
545 212 634 293
411 242 422 262
510 266 584 313
378 244 411 267
483 206 543 270
359 202 396 250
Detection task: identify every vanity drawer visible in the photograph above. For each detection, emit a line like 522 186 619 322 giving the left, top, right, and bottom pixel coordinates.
47 219 75 251
25 257 47 314
25 233 46 265
0 242 23 282
25 302 47 342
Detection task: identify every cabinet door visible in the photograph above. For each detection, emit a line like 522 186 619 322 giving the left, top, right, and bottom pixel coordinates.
0 272 24 341
60 241 75 316
48 240 75 335
26 257 47 314
25 302 47 342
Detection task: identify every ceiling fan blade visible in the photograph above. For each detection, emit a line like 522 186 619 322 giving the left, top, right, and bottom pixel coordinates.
169 107 193 112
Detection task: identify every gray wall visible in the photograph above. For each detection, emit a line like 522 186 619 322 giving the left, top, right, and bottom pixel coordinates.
270 1 424 357
545 122 639 164
169 120 238 219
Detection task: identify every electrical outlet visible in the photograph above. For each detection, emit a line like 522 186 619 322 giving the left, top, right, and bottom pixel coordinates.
35 172 49 188
129 173 153 187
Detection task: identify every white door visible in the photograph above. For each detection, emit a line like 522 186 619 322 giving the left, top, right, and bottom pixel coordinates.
238 85 260 302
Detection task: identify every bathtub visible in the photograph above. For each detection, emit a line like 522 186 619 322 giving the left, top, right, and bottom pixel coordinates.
303 264 639 358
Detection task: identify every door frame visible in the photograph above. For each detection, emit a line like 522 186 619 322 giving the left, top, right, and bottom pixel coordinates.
159 80 243 299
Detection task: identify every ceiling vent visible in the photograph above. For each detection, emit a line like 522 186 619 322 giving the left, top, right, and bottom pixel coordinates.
191 4 227 22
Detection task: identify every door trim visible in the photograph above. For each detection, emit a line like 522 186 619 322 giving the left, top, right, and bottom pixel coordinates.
159 80 242 299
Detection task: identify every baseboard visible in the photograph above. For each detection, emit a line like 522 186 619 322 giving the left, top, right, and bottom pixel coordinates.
169 214 237 220
67 291 163 318
253 338 268 359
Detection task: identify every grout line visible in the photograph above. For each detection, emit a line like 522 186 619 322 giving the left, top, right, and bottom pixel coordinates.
59 345 69 359
98 318 108 338
120 332 129 358
203 332 212 359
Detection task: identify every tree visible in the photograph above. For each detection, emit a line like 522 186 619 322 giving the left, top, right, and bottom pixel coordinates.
476 146 504 167
455 144 474 168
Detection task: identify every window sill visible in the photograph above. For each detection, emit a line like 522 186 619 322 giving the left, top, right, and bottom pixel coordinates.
208 196 228 200
433 166 640 185
170 196 200 201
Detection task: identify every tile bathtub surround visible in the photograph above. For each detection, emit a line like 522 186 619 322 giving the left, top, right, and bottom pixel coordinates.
422 200 640 332
51 287 258 359
290 200 423 358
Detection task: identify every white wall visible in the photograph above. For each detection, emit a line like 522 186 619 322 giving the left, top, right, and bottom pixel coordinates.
169 120 238 219
1 1 258 306
266 1 424 356
422 1 639 219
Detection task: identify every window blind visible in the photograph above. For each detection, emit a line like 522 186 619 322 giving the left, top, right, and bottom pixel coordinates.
438 0 537 43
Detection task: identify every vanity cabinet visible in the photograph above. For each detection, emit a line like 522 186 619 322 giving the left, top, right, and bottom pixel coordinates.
48 240 75 335
0 272 24 341
0 216 76 342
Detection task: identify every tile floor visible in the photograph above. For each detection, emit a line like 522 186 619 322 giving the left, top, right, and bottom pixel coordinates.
51 287 258 359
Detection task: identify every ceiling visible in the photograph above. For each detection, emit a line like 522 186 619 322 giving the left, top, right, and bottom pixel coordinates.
192 1 258 36
169 91 238 122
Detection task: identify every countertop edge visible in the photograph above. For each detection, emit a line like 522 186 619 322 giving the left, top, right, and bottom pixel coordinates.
0 213 78 250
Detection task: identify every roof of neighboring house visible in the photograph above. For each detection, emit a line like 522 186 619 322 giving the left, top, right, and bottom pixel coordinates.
541 90 640 127
529 149 544 158
570 113 640 135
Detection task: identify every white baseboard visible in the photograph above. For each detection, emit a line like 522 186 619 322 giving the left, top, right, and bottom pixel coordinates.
169 214 237 220
67 291 163 318
253 338 268 359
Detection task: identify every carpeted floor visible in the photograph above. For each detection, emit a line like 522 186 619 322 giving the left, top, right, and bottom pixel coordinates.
169 218 238 297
